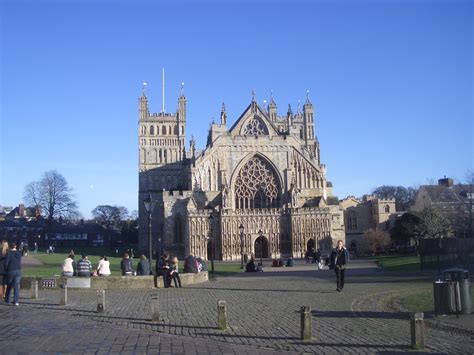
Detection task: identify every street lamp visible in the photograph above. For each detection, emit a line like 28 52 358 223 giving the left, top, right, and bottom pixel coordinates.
143 192 156 263
258 229 263 266
208 214 215 273
239 224 244 269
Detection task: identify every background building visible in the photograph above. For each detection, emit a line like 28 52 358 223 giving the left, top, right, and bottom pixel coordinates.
138 89 345 261
340 195 398 255
412 177 473 238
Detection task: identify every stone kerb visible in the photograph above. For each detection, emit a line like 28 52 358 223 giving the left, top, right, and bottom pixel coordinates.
20 271 208 290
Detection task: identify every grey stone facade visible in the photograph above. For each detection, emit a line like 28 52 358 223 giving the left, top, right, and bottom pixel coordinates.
138 89 345 260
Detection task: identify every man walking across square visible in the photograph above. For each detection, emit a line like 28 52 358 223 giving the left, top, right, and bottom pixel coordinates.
330 240 349 292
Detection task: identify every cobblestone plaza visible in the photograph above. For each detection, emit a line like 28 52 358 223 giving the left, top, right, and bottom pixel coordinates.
1 260 473 354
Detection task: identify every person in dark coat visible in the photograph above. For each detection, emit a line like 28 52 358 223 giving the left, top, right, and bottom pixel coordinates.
245 258 257 272
330 240 349 292
5 242 22 305
120 252 134 276
136 254 152 275
0 240 9 299
156 254 170 287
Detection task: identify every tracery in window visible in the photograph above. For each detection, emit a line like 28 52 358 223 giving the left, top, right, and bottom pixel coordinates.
242 115 269 136
234 156 280 209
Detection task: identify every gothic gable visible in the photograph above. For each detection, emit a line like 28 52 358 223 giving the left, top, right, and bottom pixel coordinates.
229 101 279 138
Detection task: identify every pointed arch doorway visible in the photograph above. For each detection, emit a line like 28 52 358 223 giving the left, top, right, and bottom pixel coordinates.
254 235 269 260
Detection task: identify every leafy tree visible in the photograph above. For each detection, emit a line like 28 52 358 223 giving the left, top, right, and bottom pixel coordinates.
364 229 391 254
372 185 417 211
121 218 139 245
24 170 78 225
391 212 422 245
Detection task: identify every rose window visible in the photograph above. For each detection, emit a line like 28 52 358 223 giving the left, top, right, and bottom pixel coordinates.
234 156 280 209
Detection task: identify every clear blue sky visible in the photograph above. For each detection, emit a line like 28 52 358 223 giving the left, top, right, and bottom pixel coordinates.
1 0 472 218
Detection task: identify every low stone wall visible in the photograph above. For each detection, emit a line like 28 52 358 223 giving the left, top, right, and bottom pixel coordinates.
20 271 208 290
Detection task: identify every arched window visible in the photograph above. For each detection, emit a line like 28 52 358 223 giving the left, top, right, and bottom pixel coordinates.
234 156 280 209
150 126 154 135
348 212 357 230
162 125 167 135
168 126 172 135
385 205 390 213
142 126 147 135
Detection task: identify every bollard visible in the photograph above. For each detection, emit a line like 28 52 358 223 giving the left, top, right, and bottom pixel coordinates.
31 280 39 300
300 306 312 340
217 300 228 330
410 312 425 349
97 290 105 313
151 295 160 323
60 285 68 306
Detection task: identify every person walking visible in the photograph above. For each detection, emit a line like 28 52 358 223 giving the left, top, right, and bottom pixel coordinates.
4 242 22 305
120 252 134 276
0 240 9 299
330 240 349 292
136 254 152 276
76 254 92 277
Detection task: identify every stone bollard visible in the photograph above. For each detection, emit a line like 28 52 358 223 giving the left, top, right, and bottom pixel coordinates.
30 280 38 300
59 285 68 306
217 300 228 330
97 290 105 313
151 295 160 323
410 312 425 349
300 306 312 340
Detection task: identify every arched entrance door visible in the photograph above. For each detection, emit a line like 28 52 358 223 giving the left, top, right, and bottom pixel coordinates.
254 236 269 259
207 240 214 261
307 239 315 251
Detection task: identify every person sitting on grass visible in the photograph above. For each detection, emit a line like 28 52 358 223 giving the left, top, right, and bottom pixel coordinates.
61 254 76 277
76 254 92 277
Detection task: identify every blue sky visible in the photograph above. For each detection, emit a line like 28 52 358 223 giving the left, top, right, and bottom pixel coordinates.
1 0 472 218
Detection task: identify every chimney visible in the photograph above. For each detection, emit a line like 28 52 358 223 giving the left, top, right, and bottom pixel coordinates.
19 204 25 218
438 177 454 187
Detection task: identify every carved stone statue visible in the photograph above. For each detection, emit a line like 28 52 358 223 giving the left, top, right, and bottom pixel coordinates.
221 184 229 208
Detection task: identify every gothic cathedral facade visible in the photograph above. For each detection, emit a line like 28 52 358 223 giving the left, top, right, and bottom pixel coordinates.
138 88 345 261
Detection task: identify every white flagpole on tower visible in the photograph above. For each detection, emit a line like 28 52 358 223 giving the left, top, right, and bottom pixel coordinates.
162 67 165 113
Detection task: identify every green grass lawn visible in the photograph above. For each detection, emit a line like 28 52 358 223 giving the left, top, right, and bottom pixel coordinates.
376 255 421 272
22 252 243 277
23 252 127 277
399 289 474 313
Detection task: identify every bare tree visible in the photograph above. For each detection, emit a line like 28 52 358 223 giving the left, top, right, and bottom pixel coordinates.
416 206 451 239
364 229 391 254
24 170 78 224
92 205 129 229
92 205 129 245
372 185 418 211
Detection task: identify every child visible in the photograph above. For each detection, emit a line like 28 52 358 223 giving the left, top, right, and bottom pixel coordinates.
169 256 182 288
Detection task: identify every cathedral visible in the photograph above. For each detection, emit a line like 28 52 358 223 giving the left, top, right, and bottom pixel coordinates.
138 86 345 261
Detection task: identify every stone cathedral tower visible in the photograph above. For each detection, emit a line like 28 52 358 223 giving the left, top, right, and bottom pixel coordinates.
138 86 345 261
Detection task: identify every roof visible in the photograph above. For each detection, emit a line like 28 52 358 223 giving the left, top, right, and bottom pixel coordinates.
419 185 471 204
